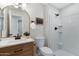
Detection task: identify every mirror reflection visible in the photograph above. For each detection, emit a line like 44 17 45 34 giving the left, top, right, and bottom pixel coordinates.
10 15 22 36
0 16 3 37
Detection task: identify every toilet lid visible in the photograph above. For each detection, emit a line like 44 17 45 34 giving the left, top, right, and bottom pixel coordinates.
40 47 53 55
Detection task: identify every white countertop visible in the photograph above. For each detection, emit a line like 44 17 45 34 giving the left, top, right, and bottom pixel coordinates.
0 37 34 48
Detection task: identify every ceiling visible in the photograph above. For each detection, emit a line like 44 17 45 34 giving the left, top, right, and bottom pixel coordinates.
48 3 73 10
0 3 74 11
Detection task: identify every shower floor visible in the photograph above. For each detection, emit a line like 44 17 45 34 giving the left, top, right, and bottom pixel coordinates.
53 49 74 56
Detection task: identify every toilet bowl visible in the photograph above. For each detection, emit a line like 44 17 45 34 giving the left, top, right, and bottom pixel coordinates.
40 47 53 56
35 37 53 56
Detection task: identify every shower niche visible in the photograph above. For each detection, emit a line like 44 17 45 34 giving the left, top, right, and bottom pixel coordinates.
36 17 43 25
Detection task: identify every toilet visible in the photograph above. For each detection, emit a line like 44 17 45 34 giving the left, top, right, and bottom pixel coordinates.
35 37 53 56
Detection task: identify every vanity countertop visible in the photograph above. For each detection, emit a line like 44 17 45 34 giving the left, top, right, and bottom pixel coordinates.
0 37 34 48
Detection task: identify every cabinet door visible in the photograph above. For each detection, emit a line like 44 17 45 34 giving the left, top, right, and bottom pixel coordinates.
0 47 15 56
0 42 34 56
21 50 33 56
0 44 23 56
22 43 34 56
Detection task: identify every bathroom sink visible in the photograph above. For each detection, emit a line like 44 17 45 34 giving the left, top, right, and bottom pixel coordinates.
0 40 9 46
0 38 14 46
0 38 26 46
0 37 34 48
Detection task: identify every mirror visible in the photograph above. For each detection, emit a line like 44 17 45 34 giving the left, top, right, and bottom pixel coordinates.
9 6 30 37
18 19 22 35
10 15 22 36
0 16 3 37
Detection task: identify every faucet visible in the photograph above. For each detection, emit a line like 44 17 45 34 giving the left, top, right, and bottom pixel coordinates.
15 33 21 40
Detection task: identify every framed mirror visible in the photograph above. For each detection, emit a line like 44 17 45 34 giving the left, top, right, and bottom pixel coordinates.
9 6 30 37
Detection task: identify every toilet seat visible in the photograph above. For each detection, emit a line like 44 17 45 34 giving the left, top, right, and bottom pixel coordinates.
39 47 53 56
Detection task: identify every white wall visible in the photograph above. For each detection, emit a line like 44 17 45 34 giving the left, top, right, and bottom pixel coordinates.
62 15 79 55
61 4 79 55
61 4 79 16
26 3 45 38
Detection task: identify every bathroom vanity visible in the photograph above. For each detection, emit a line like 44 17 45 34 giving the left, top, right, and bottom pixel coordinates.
0 37 35 56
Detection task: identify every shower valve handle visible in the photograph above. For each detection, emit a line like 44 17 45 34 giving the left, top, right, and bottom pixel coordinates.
54 27 58 30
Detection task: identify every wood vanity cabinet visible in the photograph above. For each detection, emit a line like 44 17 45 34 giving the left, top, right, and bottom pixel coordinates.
0 42 34 56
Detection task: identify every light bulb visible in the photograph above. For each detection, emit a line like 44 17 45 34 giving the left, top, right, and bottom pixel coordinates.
30 22 36 29
22 3 26 10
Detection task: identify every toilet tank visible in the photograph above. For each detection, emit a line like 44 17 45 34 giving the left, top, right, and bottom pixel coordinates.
35 37 45 47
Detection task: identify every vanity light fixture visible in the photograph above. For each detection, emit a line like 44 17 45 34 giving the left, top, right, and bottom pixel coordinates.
13 3 26 10
30 21 36 29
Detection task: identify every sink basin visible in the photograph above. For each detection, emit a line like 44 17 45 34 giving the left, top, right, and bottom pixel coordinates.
0 38 14 45
0 41 9 45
